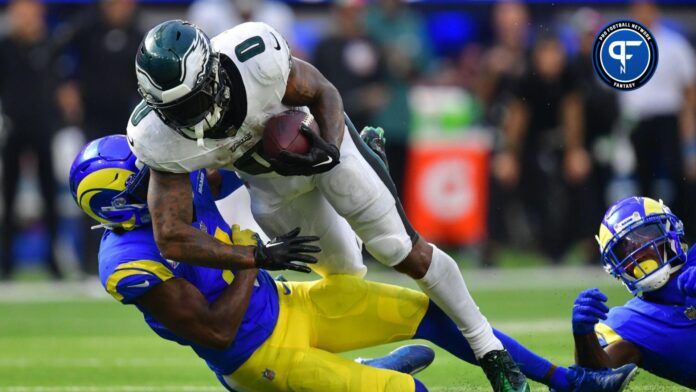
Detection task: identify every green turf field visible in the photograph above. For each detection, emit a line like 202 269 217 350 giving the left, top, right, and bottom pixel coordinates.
0 266 691 391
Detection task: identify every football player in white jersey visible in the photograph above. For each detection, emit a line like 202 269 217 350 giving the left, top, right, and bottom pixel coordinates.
127 20 528 391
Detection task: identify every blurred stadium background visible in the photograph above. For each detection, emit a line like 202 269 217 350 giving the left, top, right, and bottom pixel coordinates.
1 0 695 390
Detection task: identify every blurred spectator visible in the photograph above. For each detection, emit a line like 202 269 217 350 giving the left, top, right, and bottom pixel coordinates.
0 0 62 279
364 0 432 196
312 2 387 130
481 1 531 266
491 34 583 263
567 8 619 261
477 0 530 127
620 0 696 233
56 0 142 140
187 0 295 45
53 0 142 275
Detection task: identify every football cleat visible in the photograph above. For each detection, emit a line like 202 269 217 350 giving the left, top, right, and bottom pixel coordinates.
359 126 389 170
480 350 530 392
355 344 435 375
551 363 639 392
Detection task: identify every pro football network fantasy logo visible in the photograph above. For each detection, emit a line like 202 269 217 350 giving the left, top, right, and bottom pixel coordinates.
592 20 658 90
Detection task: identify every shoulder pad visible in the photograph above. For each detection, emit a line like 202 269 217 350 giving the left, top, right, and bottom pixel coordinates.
213 22 291 87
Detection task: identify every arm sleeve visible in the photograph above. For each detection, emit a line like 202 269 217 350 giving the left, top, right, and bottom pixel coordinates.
104 260 174 304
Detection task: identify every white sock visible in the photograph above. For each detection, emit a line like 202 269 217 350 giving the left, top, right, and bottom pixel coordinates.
417 244 504 358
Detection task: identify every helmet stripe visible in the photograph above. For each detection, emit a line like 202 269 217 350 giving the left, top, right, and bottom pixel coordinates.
597 223 613 250
136 65 164 91
76 168 135 223
642 197 664 216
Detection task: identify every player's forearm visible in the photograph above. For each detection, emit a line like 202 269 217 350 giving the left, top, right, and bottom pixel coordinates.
573 333 613 369
137 272 258 351
156 227 257 270
148 169 256 270
308 82 344 147
205 268 259 348
282 58 345 147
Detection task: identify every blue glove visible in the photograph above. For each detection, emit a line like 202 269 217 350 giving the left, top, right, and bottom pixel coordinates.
572 288 609 334
678 266 696 298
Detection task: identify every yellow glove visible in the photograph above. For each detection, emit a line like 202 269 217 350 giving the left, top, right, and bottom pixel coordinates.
231 224 260 246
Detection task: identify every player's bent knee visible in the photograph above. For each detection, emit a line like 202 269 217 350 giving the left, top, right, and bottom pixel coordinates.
364 232 412 267
358 206 413 267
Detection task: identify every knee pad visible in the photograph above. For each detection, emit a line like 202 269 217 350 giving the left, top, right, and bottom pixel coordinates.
360 206 413 266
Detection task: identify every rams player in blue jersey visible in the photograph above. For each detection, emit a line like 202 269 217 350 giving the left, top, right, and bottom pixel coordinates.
70 134 639 392
572 196 696 389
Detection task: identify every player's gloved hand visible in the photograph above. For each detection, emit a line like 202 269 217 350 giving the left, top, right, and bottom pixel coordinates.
231 224 260 246
253 227 320 273
572 288 609 334
276 124 340 176
677 266 696 297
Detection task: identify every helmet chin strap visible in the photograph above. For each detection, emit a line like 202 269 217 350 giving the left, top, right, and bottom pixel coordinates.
191 104 223 148
194 123 205 148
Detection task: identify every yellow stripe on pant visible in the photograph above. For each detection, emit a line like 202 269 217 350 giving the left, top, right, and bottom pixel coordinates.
224 275 430 391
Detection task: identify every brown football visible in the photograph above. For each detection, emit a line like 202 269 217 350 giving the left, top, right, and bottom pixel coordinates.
262 110 318 159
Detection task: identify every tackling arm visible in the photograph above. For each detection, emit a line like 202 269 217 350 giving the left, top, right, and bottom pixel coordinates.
135 269 258 350
148 169 319 273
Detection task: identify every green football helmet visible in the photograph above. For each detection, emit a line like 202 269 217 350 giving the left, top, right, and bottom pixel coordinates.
135 20 230 144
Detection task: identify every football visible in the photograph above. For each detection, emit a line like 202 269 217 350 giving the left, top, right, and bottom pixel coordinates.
262 110 319 159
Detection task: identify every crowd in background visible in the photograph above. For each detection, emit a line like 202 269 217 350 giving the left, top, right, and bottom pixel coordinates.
0 0 695 279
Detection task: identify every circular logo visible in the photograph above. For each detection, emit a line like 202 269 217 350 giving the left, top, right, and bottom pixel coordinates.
592 20 658 90
420 158 473 220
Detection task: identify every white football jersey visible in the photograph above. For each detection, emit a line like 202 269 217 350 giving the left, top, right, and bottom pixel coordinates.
127 22 294 173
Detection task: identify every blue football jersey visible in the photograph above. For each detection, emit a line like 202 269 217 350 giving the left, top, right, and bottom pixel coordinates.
99 169 279 376
596 246 696 388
